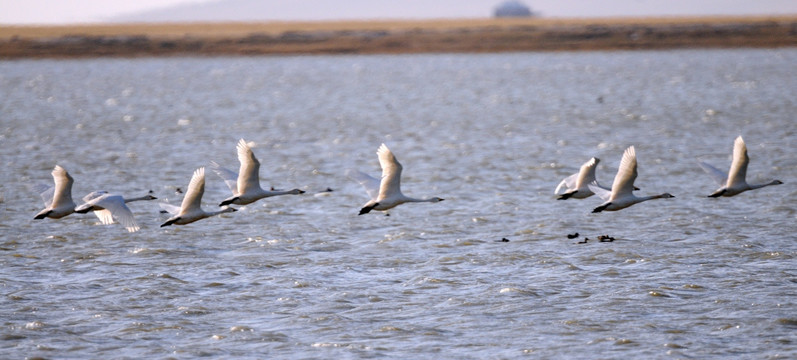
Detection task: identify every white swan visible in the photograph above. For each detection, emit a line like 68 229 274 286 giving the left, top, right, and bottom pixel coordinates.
589 146 674 213
698 135 783 197
34 165 77 220
74 191 141 232
554 157 611 200
161 167 236 227
211 138 304 207
354 143 444 215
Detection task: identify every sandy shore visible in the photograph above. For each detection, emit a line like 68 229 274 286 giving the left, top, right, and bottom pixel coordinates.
1 16 796 58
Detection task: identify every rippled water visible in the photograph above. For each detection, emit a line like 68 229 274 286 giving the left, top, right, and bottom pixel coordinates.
1 49 796 358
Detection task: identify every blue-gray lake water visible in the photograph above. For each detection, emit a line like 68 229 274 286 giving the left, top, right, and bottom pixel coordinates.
1 49 796 359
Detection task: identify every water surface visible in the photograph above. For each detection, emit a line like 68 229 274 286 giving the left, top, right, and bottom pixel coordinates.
1 49 796 358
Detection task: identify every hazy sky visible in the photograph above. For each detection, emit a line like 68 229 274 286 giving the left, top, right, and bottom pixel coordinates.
1 0 796 24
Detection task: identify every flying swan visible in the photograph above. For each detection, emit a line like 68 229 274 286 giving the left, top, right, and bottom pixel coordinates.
698 135 782 197
74 191 157 232
589 146 674 212
161 167 236 227
554 157 611 200
211 138 304 207
34 165 77 220
353 143 443 215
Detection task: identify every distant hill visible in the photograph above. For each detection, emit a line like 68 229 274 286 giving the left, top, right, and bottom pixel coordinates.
111 0 499 23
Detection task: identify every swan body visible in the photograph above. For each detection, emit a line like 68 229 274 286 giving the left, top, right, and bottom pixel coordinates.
161 167 236 227
555 157 611 200
34 165 77 219
589 146 674 213
75 191 143 232
699 135 783 197
353 143 443 215
211 139 304 207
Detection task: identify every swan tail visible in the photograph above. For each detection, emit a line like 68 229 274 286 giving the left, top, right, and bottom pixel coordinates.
160 218 179 227
592 203 611 213
219 197 238 207
557 191 577 200
359 203 378 215
708 188 726 198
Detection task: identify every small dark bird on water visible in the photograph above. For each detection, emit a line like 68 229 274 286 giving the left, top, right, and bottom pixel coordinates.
567 232 579 239
577 238 589 244
598 235 615 242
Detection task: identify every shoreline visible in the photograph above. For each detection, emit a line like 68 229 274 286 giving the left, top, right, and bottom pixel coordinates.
1 16 796 58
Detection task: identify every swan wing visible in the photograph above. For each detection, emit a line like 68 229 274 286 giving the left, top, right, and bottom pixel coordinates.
210 161 239 194
576 157 600 187
346 169 381 200
93 209 115 225
236 138 261 195
554 173 578 194
727 135 749 188
33 183 55 207
51 165 74 208
612 146 638 198
588 181 612 201
181 167 206 212
697 161 728 186
377 143 403 199
159 202 181 215
81 190 109 204
91 194 139 232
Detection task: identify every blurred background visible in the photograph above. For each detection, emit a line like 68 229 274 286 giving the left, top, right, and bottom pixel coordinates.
2 0 797 24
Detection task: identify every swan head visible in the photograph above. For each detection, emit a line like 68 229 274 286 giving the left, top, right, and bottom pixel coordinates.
144 194 158 200
429 197 444 203
221 207 237 213
660 193 675 199
771 180 783 185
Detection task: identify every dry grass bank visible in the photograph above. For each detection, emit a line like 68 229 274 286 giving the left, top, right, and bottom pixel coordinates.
1 15 796 58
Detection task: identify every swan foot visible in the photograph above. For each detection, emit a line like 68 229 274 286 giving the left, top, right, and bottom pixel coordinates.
34 211 51 220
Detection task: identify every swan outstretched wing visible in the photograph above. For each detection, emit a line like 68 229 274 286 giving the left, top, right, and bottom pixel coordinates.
554 173 578 194
612 146 638 198
588 181 612 201
236 139 261 195
210 161 239 194
159 202 181 215
346 169 380 200
377 143 403 199
82 190 109 204
91 194 139 232
727 135 749 188
33 183 55 207
181 167 206 212
697 161 728 186
51 165 74 208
